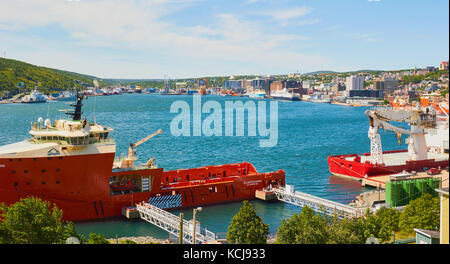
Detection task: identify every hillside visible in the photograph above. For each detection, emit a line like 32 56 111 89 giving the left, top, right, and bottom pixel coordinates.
0 58 102 95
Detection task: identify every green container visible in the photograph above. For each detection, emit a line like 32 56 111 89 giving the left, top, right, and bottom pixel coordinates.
415 179 425 198
395 181 405 206
410 180 420 200
400 180 410 206
386 181 398 207
393 181 401 207
386 181 393 206
429 178 440 196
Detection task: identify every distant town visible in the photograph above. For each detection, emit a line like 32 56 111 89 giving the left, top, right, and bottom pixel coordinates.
1 59 449 107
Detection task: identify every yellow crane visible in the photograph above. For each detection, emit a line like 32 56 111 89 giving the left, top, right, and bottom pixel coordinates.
118 129 162 168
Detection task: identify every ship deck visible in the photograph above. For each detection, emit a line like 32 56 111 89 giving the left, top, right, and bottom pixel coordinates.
346 151 448 166
0 140 57 155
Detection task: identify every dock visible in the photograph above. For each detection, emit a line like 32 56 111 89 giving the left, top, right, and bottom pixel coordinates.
257 185 366 218
361 170 449 189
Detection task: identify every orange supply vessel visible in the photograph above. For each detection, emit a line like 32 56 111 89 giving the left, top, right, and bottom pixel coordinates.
0 92 285 221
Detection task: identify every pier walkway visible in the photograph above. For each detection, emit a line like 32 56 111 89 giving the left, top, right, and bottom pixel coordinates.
136 203 216 244
268 185 365 218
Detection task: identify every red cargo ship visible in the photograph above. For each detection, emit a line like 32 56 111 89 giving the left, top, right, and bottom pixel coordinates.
328 102 449 180
0 92 285 221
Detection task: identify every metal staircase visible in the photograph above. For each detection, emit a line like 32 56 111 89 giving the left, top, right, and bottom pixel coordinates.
136 203 216 244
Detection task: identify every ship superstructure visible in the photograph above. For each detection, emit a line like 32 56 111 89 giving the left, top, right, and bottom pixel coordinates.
271 89 301 101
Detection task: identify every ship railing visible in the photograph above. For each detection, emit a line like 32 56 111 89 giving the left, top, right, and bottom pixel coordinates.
162 176 240 189
136 203 217 244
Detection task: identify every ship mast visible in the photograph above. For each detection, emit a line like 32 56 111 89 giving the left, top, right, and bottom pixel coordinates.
65 90 84 121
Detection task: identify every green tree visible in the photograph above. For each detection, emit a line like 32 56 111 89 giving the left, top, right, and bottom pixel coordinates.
276 206 328 244
226 200 269 244
362 207 400 242
0 197 78 244
399 193 440 233
326 215 367 244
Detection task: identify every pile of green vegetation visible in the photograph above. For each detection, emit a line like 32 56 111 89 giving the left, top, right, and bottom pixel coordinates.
401 70 449 85
0 58 104 95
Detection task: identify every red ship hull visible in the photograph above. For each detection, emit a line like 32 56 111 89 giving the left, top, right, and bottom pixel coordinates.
0 154 284 221
328 149 449 179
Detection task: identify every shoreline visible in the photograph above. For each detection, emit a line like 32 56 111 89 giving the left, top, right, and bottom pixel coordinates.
106 235 173 244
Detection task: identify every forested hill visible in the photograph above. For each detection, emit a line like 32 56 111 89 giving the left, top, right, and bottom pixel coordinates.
0 57 102 94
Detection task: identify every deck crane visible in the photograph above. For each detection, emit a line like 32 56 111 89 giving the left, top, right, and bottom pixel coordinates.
117 129 163 169
365 102 437 165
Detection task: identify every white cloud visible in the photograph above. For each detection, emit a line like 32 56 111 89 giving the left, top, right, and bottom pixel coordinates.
267 7 314 21
0 0 330 78
354 33 378 43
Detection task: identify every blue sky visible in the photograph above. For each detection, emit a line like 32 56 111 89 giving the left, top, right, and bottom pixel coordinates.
0 0 448 79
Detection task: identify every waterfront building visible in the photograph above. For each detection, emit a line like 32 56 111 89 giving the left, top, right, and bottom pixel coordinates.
348 89 383 98
270 81 283 94
376 77 399 93
176 82 187 90
224 80 242 90
345 75 364 95
303 80 312 90
425 66 438 72
251 78 273 96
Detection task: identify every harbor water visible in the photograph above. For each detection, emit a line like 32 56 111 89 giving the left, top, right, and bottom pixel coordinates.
0 94 405 239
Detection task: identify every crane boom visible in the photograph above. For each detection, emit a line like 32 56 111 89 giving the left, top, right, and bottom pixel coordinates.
131 129 163 149
113 129 163 169
365 104 437 165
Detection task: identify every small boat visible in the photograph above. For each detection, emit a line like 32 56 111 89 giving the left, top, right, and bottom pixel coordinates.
21 89 48 103
310 93 331 103
248 90 266 99
271 89 301 101
57 91 77 101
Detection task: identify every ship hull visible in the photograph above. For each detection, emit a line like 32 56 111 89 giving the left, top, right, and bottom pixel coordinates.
271 96 301 101
0 154 284 221
328 149 449 179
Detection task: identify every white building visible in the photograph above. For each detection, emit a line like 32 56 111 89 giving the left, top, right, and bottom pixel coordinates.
345 76 364 96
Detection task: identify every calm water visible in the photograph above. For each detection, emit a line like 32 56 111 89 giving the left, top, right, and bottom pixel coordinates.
0 94 405 238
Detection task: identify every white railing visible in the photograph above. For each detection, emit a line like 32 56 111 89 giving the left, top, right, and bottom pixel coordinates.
270 185 365 219
136 203 216 244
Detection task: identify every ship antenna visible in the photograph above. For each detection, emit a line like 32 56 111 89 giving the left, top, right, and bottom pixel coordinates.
46 99 50 119
64 90 84 121
93 80 99 124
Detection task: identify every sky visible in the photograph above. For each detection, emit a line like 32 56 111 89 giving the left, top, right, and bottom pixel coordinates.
0 0 448 79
